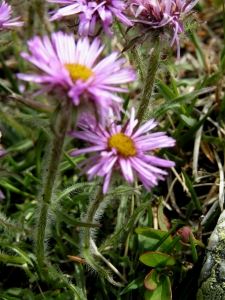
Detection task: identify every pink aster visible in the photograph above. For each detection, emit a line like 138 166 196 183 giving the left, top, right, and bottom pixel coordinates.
0 0 24 30
17 31 136 120
69 107 175 194
127 0 199 58
47 0 132 37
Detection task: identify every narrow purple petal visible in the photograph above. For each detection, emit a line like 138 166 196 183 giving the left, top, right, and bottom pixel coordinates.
69 107 175 193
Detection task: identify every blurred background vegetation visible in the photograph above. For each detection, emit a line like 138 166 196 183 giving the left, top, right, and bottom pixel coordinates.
0 0 224 299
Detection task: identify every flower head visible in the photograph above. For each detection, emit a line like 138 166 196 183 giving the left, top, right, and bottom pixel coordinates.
47 0 132 37
127 0 199 58
177 226 195 246
17 32 136 120
69 107 175 193
0 0 24 30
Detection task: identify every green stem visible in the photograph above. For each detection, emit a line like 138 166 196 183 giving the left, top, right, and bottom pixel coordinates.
35 0 52 34
113 19 145 84
136 43 161 126
27 4 35 39
99 200 152 252
82 191 126 286
36 105 71 272
82 247 123 287
130 48 145 84
83 188 104 248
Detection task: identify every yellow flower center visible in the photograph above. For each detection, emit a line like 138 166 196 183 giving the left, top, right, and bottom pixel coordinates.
65 63 93 82
108 133 137 157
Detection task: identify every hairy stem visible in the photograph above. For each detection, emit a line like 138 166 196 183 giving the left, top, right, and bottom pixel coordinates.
99 200 152 252
36 105 70 272
130 48 145 84
136 43 160 126
83 188 104 249
35 0 52 34
81 190 126 286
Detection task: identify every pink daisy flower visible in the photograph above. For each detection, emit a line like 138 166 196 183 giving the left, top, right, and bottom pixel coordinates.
47 0 132 37
17 32 136 120
69 107 175 194
0 0 24 30
127 0 199 58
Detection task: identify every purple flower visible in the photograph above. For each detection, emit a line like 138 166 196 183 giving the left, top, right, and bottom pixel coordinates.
127 0 199 58
17 32 136 120
69 107 175 194
47 0 132 37
0 0 24 30
0 150 7 157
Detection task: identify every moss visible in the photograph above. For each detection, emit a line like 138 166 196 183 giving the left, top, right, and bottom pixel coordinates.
197 211 225 299
197 267 225 300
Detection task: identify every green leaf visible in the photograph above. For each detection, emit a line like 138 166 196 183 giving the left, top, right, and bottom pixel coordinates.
154 87 215 119
136 228 173 252
177 104 215 147
170 75 179 96
99 200 152 252
0 243 33 266
0 79 15 94
122 36 141 52
163 235 182 254
173 95 198 140
157 79 176 99
0 253 26 264
82 248 124 287
161 61 177 76
186 201 194 221
144 269 158 291
0 181 35 199
139 252 175 268
180 115 197 127
54 182 96 202
7 139 33 152
189 32 205 68
189 234 198 263
4 288 21 296
2 295 21 300
201 135 225 146
151 223 179 251
34 291 52 300
158 196 168 232
120 275 145 295
144 275 172 300
106 185 141 196
193 239 205 248
63 151 77 168
0 212 22 233
0 107 28 136
45 267 87 300
49 204 101 228
3 288 35 300
181 170 202 212
0 52 20 94
135 228 172 242
10 94 52 113
18 289 35 300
